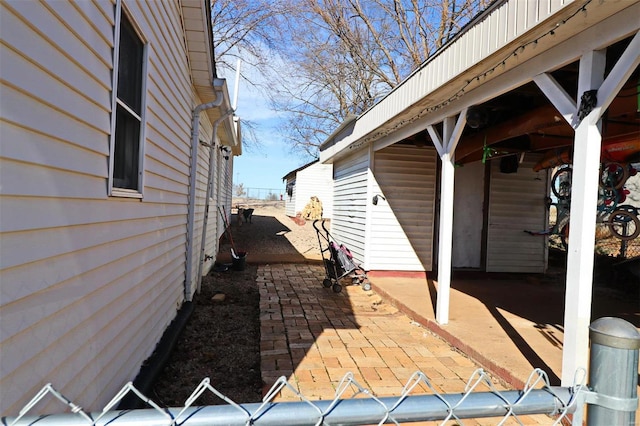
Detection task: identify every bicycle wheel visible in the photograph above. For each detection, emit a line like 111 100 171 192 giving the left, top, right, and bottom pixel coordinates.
607 209 640 241
599 162 628 190
551 166 572 200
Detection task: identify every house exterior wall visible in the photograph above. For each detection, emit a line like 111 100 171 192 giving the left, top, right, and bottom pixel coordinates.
0 0 222 415
331 151 370 265
369 145 438 271
294 163 334 219
486 154 549 272
452 161 485 268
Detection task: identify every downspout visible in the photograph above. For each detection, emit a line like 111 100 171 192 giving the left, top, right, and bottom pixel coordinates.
184 91 224 302
196 108 235 294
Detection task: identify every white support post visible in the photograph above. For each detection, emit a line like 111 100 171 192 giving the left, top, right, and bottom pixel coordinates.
436 152 455 324
435 115 461 325
561 49 605 386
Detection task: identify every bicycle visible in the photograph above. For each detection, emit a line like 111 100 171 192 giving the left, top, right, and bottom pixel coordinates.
526 164 640 245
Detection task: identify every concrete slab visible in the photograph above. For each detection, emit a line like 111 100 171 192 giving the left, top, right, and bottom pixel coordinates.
369 272 639 390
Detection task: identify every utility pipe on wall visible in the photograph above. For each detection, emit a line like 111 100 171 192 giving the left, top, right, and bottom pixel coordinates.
196 108 235 294
184 83 224 302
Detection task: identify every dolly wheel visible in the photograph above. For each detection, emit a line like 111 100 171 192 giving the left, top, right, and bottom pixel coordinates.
332 283 343 293
362 281 372 291
322 278 332 288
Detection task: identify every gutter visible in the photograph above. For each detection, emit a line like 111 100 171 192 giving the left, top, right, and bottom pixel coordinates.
196 107 236 294
184 80 226 302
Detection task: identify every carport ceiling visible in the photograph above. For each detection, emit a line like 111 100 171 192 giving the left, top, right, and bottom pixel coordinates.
404 36 639 165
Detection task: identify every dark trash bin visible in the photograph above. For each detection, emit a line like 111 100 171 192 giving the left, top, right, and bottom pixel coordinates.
232 251 247 271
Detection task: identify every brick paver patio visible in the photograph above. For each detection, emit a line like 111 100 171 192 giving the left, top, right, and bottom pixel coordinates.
258 263 552 425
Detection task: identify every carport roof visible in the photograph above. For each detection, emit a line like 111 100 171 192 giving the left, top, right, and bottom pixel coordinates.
319 0 637 164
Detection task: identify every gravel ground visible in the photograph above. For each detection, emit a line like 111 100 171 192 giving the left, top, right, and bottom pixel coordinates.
151 201 321 407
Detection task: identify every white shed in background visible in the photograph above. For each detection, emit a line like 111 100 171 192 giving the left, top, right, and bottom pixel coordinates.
282 160 334 219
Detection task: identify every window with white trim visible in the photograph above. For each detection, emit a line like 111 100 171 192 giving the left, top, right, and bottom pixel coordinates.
109 5 148 197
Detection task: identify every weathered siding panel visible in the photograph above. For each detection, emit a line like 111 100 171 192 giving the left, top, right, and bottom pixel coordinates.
369 145 437 271
0 0 217 416
332 152 370 264
486 154 548 272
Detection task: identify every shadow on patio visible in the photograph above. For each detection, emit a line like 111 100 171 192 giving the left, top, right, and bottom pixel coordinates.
369 264 639 389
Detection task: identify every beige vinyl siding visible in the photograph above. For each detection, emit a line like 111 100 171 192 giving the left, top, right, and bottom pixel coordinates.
332 152 370 265
0 0 215 415
369 145 438 271
216 150 227 241
486 154 548 273
186 123 215 297
199 144 221 276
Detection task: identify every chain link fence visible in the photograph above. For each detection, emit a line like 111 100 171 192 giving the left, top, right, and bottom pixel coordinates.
4 368 581 426
234 188 284 202
5 315 639 426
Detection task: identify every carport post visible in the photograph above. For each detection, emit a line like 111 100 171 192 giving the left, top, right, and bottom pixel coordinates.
560 38 640 386
436 151 455 324
434 113 466 325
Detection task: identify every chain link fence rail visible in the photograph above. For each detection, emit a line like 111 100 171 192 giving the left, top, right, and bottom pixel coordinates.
2 369 576 426
239 188 283 201
3 320 638 426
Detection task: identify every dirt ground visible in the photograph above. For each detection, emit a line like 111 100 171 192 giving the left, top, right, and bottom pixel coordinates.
151 201 320 407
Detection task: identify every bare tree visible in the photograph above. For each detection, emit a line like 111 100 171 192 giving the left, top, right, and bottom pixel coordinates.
210 0 287 151
209 0 490 157
268 0 491 155
210 0 283 74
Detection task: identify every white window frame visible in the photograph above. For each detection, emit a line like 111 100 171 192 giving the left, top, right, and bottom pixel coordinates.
108 0 149 198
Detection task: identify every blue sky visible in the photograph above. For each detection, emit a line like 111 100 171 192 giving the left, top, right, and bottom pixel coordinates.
223 68 313 196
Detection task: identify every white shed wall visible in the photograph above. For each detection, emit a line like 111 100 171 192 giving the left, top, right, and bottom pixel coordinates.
284 177 296 217
0 0 216 415
369 145 438 271
294 163 334 219
331 152 370 265
486 154 548 272
452 161 485 268
285 177 297 217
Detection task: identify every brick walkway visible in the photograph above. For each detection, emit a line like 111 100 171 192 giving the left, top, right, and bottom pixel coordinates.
258 264 552 425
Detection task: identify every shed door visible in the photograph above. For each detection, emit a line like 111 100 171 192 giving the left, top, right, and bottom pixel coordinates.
486 154 548 273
